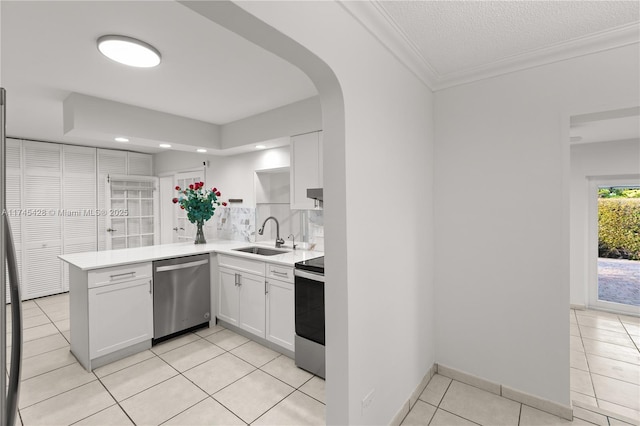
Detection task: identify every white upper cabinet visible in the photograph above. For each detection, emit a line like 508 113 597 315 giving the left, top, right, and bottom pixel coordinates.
290 131 323 210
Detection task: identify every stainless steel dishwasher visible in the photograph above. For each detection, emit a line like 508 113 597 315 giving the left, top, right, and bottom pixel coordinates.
153 254 210 343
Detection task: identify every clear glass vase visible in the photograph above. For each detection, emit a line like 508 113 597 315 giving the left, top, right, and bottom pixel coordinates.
194 221 206 244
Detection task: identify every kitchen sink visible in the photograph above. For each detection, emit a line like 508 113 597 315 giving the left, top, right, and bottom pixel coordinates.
232 246 289 256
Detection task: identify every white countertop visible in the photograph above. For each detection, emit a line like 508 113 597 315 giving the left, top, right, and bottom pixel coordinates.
59 240 324 271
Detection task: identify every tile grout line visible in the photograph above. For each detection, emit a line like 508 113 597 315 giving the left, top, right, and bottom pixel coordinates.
618 314 640 354
154 331 250 425
69 379 136 426
516 402 523 426
245 386 297 425
577 309 640 421
17 295 326 425
18 375 101 412
580 328 600 407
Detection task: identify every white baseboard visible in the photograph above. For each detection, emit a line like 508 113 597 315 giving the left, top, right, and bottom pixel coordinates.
437 364 501 395
390 364 437 426
570 304 587 310
437 364 573 421
390 363 574 424
502 385 572 420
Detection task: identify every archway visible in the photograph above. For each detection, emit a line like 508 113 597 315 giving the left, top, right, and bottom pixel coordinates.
179 1 349 422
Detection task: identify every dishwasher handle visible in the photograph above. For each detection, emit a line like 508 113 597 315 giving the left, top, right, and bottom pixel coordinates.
155 259 208 273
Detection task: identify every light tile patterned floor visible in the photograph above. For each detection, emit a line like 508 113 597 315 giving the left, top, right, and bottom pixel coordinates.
401 308 640 426
570 308 640 422
8 295 640 425
8 292 325 425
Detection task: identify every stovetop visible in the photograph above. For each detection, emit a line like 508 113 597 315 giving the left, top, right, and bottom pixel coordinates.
294 256 324 275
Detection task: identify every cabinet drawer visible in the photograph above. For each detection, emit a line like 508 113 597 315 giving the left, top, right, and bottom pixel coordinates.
88 262 152 288
266 264 294 283
218 254 264 276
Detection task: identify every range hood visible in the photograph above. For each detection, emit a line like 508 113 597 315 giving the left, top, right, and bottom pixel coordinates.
306 188 323 202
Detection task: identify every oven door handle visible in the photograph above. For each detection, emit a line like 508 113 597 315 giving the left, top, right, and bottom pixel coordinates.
294 269 325 283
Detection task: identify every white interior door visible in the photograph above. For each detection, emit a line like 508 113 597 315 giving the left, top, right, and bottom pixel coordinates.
159 176 174 245
173 170 205 243
97 150 127 251
106 175 159 250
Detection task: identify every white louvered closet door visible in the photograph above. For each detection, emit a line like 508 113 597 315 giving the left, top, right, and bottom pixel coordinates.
97 149 127 251
5 138 23 303
22 141 63 299
62 145 97 291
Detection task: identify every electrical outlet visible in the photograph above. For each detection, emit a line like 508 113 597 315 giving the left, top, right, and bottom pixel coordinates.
362 388 375 413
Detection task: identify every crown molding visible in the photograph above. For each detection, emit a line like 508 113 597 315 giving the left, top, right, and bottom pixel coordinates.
339 1 640 92
337 1 437 90
436 21 640 90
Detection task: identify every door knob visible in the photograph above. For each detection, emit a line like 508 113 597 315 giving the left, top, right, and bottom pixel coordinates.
173 227 178 231
106 228 117 232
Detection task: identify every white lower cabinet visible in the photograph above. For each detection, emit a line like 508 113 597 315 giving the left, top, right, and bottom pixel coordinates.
266 278 295 352
217 255 295 352
88 277 153 359
70 262 153 371
238 271 267 337
218 264 266 338
218 267 240 327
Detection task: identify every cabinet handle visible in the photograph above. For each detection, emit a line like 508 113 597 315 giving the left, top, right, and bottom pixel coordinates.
149 279 152 295
235 273 240 286
265 281 269 295
110 271 135 280
271 270 288 278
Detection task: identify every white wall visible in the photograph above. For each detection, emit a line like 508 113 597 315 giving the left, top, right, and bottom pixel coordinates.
154 146 290 207
570 139 640 307
181 2 436 423
212 3 435 424
434 44 639 406
221 96 321 149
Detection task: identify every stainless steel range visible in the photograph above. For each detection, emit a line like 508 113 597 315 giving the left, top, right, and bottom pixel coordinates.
294 256 325 378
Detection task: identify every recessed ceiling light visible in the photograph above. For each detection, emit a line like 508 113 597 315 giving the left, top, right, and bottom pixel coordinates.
114 137 129 143
97 35 161 68
196 149 207 153
255 145 266 150
159 144 171 148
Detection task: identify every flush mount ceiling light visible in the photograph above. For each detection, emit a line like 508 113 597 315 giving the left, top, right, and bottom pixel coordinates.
255 145 266 150
114 137 129 143
159 143 171 148
196 149 207 153
97 35 161 68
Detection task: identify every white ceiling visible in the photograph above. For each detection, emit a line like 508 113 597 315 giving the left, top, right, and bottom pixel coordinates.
344 1 640 89
570 107 640 145
0 1 317 153
1 1 639 154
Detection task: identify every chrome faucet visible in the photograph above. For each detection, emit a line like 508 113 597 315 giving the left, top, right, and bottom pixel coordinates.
258 216 285 248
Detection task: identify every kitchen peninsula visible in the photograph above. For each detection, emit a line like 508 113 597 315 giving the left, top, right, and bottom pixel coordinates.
59 241 323 371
